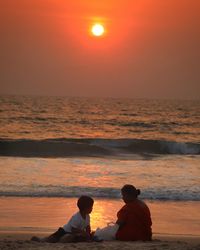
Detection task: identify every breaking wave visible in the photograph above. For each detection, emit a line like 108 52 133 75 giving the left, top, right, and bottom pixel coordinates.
0 185 200 201
0 138 199 157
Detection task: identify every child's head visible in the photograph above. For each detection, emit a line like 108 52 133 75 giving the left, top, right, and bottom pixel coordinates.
121 184 140 203
77 196 94 214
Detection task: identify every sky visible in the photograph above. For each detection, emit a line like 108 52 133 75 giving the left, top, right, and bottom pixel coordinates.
0 0 200 99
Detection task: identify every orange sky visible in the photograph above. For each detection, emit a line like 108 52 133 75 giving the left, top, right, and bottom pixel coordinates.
0 0 200 98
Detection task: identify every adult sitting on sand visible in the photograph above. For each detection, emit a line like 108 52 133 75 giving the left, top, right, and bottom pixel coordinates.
116 184 152 241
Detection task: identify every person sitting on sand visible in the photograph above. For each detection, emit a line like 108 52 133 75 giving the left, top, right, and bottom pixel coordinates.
31 195 94 243
116 184 152 241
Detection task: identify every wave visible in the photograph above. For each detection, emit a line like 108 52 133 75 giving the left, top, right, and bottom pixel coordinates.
0 138 199 157
107 121 156 128
0 185 200 201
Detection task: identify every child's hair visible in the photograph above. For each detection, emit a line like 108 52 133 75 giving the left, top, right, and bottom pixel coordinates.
121 184 141 197
77 196 94 211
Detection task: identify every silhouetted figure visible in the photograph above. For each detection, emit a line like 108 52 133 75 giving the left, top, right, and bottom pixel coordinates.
116 184 152 241
31 196 94 243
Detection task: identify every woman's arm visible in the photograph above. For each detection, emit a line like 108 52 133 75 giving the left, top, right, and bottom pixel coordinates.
116 206 127 229
116 219 126 229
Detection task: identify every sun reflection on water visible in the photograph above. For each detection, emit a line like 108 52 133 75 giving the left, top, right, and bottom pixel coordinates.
90 199 123 230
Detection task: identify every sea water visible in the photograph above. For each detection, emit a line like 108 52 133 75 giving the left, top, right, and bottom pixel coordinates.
0 96 199 236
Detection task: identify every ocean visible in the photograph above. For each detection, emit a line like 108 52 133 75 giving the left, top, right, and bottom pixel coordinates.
0 96 200 235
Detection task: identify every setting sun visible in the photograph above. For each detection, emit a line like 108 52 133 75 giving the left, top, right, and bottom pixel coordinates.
91 23 105 37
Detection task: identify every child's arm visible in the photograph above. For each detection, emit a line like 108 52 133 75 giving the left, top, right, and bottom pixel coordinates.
86 225 91 235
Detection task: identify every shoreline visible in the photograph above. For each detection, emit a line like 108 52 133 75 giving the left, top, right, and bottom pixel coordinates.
1 197 200 235
1 197 200 249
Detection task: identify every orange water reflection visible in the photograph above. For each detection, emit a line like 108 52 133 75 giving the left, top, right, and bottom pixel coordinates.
1 197 200 237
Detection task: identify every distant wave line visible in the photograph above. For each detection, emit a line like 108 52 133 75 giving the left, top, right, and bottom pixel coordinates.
0 185 200 201
0 138 199 157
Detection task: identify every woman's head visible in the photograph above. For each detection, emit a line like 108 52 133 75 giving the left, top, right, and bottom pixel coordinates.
77 196 94 213
121 184 140 203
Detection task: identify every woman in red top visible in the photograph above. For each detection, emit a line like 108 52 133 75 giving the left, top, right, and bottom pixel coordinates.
116 185 152 241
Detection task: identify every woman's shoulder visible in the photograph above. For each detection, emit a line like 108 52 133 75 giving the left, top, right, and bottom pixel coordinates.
117 203 127 213
127 199 147 208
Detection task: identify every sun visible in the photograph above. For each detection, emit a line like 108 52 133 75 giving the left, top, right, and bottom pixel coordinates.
91 23 105 37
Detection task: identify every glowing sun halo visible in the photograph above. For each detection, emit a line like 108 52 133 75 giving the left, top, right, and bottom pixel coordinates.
91 24 105 37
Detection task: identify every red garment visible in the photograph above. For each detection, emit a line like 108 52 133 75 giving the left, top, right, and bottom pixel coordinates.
116 199 152 241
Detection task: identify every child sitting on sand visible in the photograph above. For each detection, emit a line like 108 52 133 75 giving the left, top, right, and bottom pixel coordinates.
31 195 94 243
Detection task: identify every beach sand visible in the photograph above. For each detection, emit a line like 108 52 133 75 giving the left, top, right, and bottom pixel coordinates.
0 232 200 250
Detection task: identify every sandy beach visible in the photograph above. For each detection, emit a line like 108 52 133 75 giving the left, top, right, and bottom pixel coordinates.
1 198 200 249
1 232 200 250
